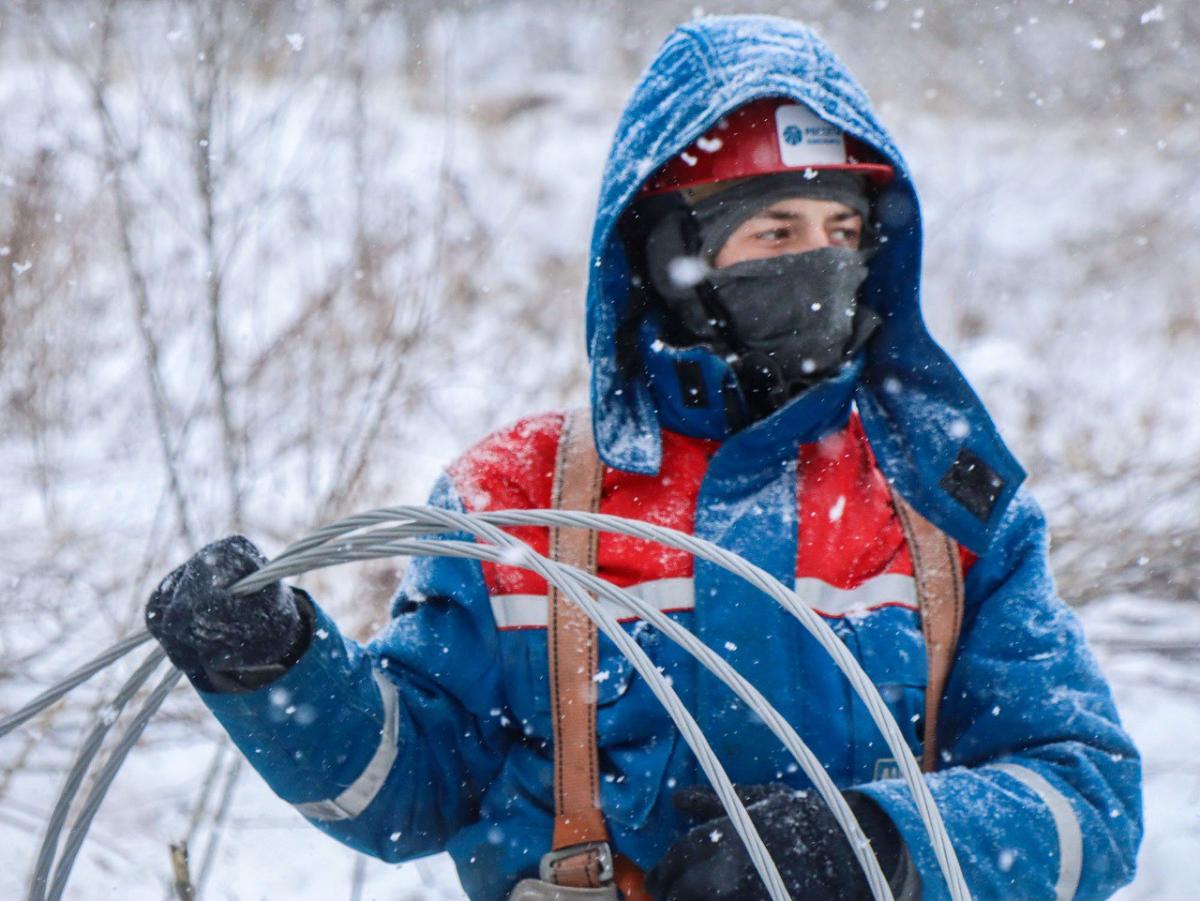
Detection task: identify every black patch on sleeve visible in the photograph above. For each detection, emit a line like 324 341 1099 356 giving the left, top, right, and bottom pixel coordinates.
675 359 709 408
940 447 1005 522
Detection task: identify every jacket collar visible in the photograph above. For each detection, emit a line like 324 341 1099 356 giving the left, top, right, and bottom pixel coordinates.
639 317 860 472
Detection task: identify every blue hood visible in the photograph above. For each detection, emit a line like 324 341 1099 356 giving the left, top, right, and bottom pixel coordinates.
586 14 1024 553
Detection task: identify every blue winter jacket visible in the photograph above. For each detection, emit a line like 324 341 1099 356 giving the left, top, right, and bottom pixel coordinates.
198 16 1142 900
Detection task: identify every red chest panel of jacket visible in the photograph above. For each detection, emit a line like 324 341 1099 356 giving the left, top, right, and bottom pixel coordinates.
447 412 972 629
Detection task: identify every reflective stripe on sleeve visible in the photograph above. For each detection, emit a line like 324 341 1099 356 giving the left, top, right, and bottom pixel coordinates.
489 573 918 629
294 670 400 822
993 762 1083 900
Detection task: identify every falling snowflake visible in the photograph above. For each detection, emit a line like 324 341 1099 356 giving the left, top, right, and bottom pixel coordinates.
829 496 846 522
667 255 710 288
1140 5 1165 24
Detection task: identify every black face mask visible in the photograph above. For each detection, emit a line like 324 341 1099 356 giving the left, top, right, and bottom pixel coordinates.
701 246 878 400
645 236 879 417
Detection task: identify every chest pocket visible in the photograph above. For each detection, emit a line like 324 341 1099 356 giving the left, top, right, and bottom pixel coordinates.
498 619 642 735
843 607 928 780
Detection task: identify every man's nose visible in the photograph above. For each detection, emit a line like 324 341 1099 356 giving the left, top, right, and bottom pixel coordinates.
794 223 831 252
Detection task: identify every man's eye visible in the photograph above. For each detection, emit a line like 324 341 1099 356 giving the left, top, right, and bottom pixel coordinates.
830 228 860 243
755 228 790 241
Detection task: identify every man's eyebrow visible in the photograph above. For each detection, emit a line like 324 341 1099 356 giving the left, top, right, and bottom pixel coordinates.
748 207 864 222
752 209 802 221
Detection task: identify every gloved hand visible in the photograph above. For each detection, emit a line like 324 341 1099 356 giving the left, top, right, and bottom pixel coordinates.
145 535 310 691
645 783 905 900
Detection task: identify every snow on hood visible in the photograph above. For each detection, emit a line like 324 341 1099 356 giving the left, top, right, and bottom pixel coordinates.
585 14 1025 553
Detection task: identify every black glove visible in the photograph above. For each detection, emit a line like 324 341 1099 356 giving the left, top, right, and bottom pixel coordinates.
145 535 310 691
645 783 905 900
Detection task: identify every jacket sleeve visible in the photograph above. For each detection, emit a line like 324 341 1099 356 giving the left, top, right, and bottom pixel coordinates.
853 490 1143 900
195 473 512 862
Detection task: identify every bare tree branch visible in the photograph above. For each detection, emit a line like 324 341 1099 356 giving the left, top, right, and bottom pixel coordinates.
188 3 243 528
36 0 198 547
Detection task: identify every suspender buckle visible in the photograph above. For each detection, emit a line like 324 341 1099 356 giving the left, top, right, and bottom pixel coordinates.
539 840 615 886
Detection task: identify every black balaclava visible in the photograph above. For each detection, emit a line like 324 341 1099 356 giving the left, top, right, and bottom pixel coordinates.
639 171 881 420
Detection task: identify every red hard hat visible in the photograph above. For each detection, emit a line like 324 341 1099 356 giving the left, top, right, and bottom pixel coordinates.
638 97 895 198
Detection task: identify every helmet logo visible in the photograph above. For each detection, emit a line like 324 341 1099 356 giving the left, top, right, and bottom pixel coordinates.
775 103 847 168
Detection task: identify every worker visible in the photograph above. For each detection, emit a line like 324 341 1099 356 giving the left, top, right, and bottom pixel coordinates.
145 15 1142 900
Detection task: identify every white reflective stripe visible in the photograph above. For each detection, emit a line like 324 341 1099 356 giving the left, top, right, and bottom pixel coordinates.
489 593 551 630
625 576 695 611
794 573 917 616
994 763 1083 900
490 577 694 629
294 670 400 822
490 573 918 629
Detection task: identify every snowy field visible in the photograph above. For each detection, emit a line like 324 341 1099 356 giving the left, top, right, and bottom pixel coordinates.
1 1 1197 898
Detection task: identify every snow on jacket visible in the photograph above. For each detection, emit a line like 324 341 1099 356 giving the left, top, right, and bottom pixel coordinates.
198 15 1142 901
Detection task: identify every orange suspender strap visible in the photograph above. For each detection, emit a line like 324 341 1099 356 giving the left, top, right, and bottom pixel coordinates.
541 410 656 901
543 409 611 889
890 488 966 773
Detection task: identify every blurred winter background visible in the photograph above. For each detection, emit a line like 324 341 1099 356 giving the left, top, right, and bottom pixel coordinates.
0 0 1196 897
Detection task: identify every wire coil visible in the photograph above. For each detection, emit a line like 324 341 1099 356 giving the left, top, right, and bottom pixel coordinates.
4 506 973 901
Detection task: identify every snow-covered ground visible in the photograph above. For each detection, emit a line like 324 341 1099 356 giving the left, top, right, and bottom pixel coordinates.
2 2 1197 898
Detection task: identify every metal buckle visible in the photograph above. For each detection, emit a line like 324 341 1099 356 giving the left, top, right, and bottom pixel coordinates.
539 841 615 885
